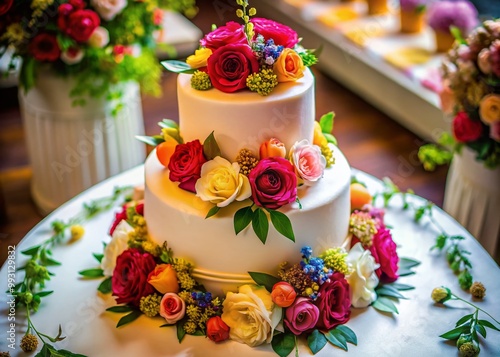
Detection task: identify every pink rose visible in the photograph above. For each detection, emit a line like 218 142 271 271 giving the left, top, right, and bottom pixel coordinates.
284 297 319 335
248 157 297 209
200 21 247 51
160 293 186 324
289 140 326 186
250 18 299 48
111 248 156 307
314 272 351 330
90 0 127 21
207 43 259 93
369 227 399 283
168 140 207 193
206 316 230 343
29 33 61 62
66 9 100 43
452 111 483 143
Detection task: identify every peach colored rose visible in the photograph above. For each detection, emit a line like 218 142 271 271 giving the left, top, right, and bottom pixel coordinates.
186 48 213 69
88 26 109 48
289 140 326 186
160 293 185 324
479 94 500 124
147 264 179 294
259 138 286 159
274 48 305 82
271 281 296 308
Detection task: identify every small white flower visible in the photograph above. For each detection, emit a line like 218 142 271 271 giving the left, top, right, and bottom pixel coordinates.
100 220 133 277
346 243 380 308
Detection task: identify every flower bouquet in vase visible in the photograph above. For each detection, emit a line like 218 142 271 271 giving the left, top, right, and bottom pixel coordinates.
418 19 500 260
0 0 196 214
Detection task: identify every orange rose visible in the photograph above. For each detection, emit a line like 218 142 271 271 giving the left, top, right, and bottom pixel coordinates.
273 48 305 82
479 94 500 124
147 264 179 294
271 281 297 307
259 138 286 159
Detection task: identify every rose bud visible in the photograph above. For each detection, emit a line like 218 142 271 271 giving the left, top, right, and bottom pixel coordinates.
271 281 296 307
147 264 179 294
259 138 286 159
206 316 230 343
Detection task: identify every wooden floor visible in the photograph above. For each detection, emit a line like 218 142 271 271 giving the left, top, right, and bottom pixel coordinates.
0 5 448 265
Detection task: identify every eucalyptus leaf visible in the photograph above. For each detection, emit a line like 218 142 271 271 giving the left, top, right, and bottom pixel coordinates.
399 257 421 269
478 320 500 332
135 135 165 147
390 282 415 291
203 131 221 160
335 325 357 345
325 329 348 351
205 206 220 219
268 209 295 242
372 296 398 314
397 267 417 277
271 332 296 357
439 325 468 340
98 277 112 294
116 310 141 328
307 329 327 354
252 208 269 244
106 305 133 313
78 268 104 278
234 206 254 235
319 111 335 134
376 285 407 299
248 272 280 292
161 60 196 74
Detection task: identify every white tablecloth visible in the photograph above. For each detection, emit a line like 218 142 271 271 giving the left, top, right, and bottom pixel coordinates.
1 166 499 356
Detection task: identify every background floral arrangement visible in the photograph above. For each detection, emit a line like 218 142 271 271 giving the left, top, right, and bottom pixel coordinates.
419 18 500 170
0 0 196 104
163 0 318 96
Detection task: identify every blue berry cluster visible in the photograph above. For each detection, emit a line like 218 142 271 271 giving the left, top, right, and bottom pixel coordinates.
191 291 218 310
300 246 333 299
253 35 284 66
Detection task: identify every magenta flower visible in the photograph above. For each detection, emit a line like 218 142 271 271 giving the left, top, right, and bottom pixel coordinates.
284 297 320 335
427 1 478 34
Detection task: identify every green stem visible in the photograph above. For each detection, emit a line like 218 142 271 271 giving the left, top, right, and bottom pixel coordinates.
452 295 500 325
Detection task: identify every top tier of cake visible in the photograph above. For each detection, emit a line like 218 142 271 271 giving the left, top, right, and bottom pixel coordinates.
177 68 315 160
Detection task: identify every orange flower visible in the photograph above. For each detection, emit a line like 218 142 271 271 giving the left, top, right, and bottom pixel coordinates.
479 94 500 124
147 264 179 294
271 281 297 307
273 48 305 82
259 138 286 159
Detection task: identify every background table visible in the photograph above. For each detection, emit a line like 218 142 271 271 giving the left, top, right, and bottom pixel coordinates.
1 166 499 356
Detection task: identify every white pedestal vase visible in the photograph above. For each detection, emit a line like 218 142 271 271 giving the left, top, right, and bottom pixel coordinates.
18 72 146 215
443 147 500 262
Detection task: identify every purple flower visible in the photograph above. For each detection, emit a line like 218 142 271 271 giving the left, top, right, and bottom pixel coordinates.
427 1 478 34
284 297 320 335
400 0 428 12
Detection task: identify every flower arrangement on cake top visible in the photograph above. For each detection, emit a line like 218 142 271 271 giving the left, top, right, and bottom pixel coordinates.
0 0 196 103
419 19 500 170
162 0 318 96
79 180 415 356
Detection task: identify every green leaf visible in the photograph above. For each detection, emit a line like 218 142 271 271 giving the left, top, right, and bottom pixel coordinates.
325 329 347 351
161 60 196 74
203 131 221 160
376 285 407 299
40 249 61 266
389 283 415 291
248 272 280 292
475 323 487 338
455 313 474 327
21 245 41 256
35 344 87 357
98 277 112 294
106 305 133 313
19 57 36 92
372 296 398 314
440 325 468 340
177 321 186 343
135 135 165 147
252 208 269 244
399 257 421 269
93 253 104 263
478 319 500 332
158 119 179 129
324 133 337 145
319 112 335 134
307 329 327 354
116 310 141 328
35 291 54 298
234 206 254 235
398 268 417 277
205 206 220 219
335 325 357 346
271 332 296 357
78 268 104 278
268 209 295 242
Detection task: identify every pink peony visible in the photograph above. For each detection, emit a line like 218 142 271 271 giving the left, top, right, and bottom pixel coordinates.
250 18 299 48
200 21 247 51
289 140 326 186
369 227 399 283
284 297 319 335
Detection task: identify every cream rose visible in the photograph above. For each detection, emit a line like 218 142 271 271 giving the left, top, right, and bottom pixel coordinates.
221 284 282 347
289 139 326 186
88 26 109 48
479 94 500 124
101 220 133 276
186 48 213 69
345 243 380 308
195 156 251 208
273 48 305 82
90 0 127 21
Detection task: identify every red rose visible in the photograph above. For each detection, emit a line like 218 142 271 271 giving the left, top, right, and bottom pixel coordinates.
168 140 207 193
452 111 483 143
248 157 297 209
57 4 73 31
250 18 299 48
369 227 399 283
109 201 144 236
207 43 259 93
29 33 61 62
69 0 85 9
200 21 247 51
206 316 230 343
0 0 14 15
111 248 156 307
314 272 351 330
65 9 100 43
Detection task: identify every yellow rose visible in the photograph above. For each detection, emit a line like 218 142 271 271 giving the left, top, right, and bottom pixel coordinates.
186 48 213 69
273 48 305 82
195 156 252 207
221 284 282 347
147 264 179 294
479 94 500 124
259 138 286 159
313 121 328 147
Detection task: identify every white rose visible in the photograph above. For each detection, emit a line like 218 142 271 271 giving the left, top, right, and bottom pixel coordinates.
346 243 380 308
60 48 84 65
88 26 109 48
100 220 133 276
221 284 282 347
90 0 127 21
195 156 251 208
